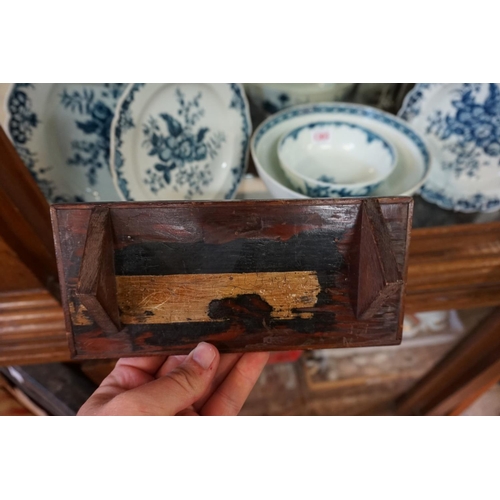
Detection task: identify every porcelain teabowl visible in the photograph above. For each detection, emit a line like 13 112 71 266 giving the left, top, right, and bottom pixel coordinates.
277 121 396 197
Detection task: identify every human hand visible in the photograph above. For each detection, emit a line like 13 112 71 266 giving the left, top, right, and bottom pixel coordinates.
77 343 269 416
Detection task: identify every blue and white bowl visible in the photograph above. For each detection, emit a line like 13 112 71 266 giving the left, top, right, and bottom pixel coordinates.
251 103 431 199
277 121 397 198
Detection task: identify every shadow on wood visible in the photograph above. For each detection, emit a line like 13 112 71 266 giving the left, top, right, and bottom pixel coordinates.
350 199 403 320
76 207 121 334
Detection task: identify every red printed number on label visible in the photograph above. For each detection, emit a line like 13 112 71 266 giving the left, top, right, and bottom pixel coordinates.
312 130 330 143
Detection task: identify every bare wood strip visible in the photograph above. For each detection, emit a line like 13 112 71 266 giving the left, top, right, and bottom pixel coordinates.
73 271 321 325
119 271 321 324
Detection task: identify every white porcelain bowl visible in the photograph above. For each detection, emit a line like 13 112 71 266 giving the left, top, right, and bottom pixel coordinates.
250 102 432 199
277 121 397 198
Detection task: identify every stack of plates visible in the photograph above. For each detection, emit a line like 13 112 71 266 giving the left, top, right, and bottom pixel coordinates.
4 83 252 203
251 102 432 199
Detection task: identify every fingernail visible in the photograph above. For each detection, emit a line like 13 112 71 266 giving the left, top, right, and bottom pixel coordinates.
191 342 216 370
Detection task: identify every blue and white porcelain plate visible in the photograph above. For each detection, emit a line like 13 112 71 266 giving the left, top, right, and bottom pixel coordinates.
110 83 251 201
5 83 126 202
399 83 500 212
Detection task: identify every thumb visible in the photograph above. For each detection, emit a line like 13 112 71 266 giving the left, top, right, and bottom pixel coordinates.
121 342 220 415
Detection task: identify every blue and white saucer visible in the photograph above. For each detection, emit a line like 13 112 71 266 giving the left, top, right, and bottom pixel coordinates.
5 83 126 202
110 83 251 201
399 83 500 212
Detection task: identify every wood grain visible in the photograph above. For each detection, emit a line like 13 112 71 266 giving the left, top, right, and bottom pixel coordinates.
76 207 121 333
0 125 58 291
405 221 500 313
118 272 320 324
72 272 321 324
355 199 403 319
51 198 412 359
0 289 69 366
3 209 500 367
0 237 42 292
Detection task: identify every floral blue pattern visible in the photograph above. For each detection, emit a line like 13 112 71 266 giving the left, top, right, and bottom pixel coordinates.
399 83 500 212
397 83 436 122
113 83 251 201
59 84 126 185
298 182 378 198
6 85 66 199
317 175 336 183
7 83 126 202
8 83 38 144
141 88 224 197
425 84 500 178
